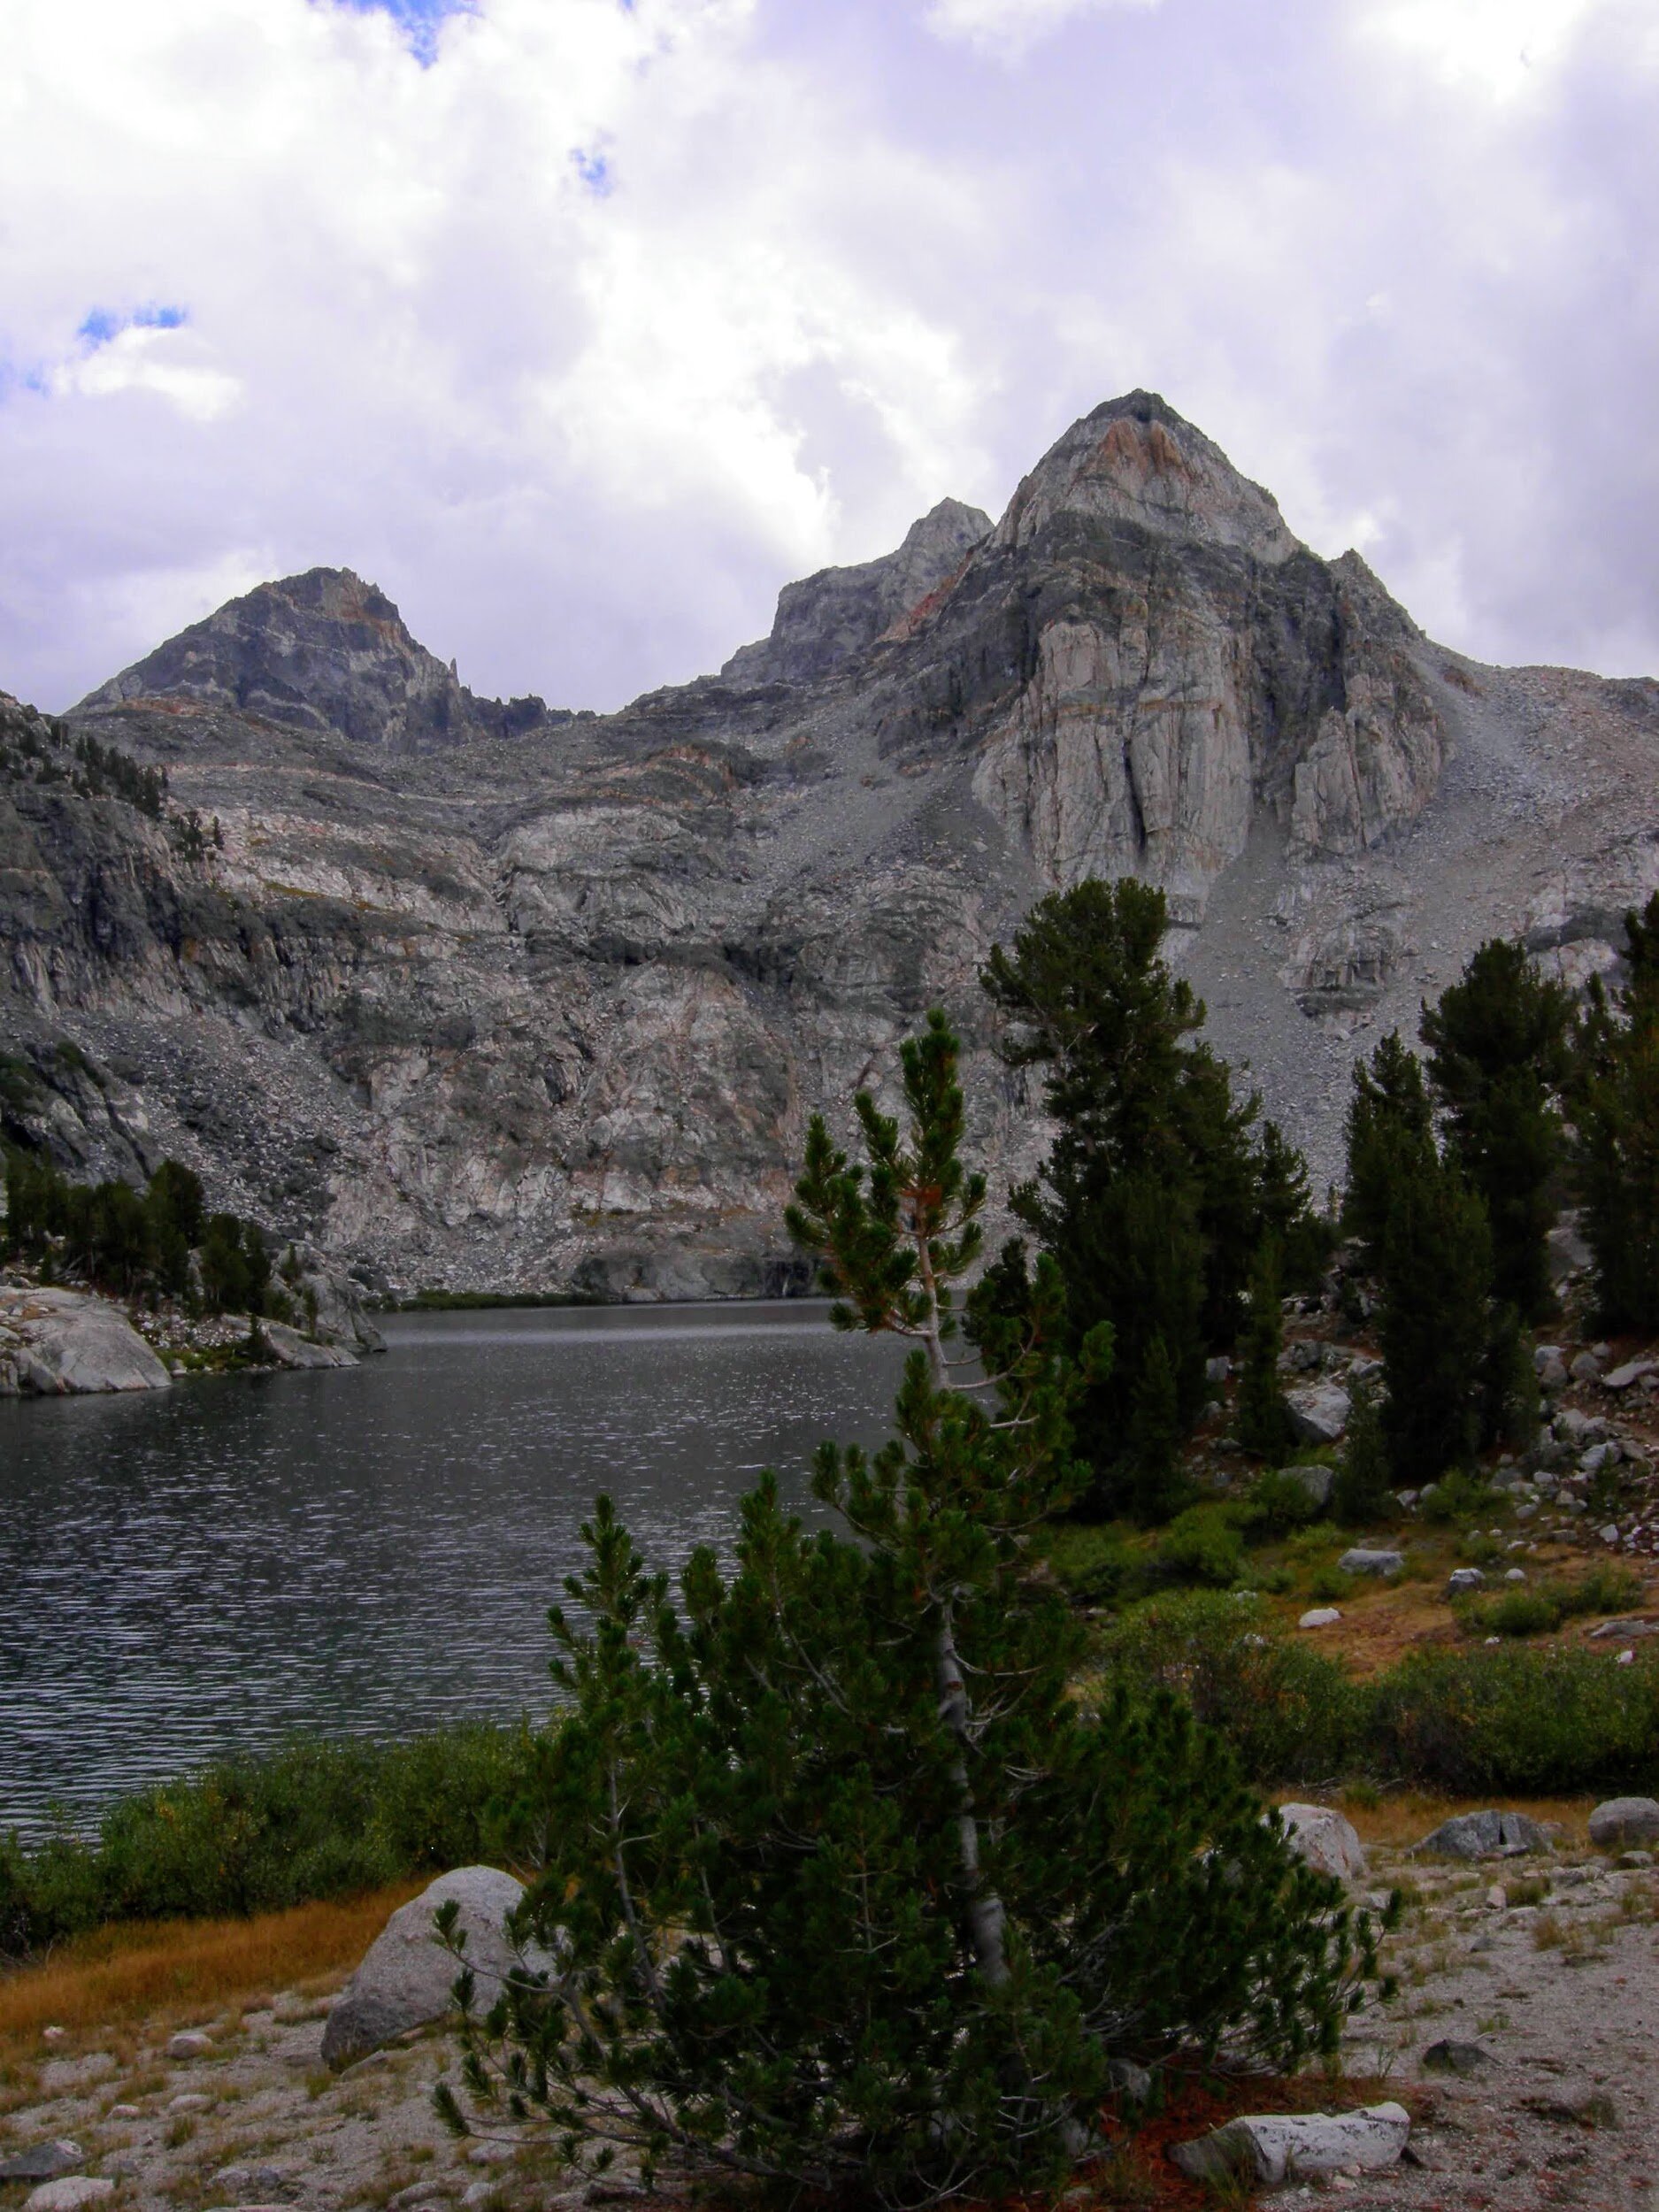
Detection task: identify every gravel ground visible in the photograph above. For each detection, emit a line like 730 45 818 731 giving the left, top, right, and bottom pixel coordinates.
4 1826 1658 2211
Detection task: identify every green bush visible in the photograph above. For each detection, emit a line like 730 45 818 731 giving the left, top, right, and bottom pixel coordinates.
1419 1469 1498 1525
1364 1647 1659 1794
1096 1592 1357 1784
0 1723 541 1960
1152 1504 1247 1587
1246 1466 1326 1533
1458 1563 1644 1640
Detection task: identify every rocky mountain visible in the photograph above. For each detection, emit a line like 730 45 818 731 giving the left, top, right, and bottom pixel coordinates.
4 390 1656 1297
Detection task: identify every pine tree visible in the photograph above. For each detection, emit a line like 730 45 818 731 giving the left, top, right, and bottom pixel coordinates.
1342 1030 1435 1273
1378 1150 1494 1487
440 1016 1375 2202
1125 1331 1187 1521
1333 1377 1391 1525
983 879 1323 1515
1574 893 1659 1333
1236 1239 1293 1463
1421 939 1571 1322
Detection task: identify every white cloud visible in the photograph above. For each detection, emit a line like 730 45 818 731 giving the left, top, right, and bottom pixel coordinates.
923 0 1161 60
53 325 244 422
1357 0 1609 98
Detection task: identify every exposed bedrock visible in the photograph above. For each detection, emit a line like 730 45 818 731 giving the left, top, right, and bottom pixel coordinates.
4 391 1656 1293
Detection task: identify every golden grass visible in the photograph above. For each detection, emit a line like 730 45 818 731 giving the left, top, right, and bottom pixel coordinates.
0 1883 421 2059
1270 1787 1595 1853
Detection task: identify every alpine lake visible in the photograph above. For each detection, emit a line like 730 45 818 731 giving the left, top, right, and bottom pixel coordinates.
0 1303 907 1839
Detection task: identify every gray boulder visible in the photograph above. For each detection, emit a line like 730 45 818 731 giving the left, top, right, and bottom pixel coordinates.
1571 1349 1604 1384
1415 1809 1547 1859
0 1289 171 1396
1170 2101 1410 2186
1603 1358 1657 1391
1286 1382 1349 1446
1275 1803 1367 1882
1446 1567 1486 1596
321 1866 535 2070
1279 1463 1333 1509
1422 2039 1494 2076
1587 1796 1659 1849
1340 1547 1404 1578
0 2147 84 2185
23 2185 113 2212
260 1322 357 1371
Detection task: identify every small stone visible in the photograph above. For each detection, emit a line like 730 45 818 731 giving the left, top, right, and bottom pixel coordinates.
1597 1523 1621 1546
167 2031 213 2060
167 2093 211 2113
1422 2039 1494 2077
0 2147 84 2185
1446 1567 1486 1596
1618 1847 1655 1867
1340 1547 1404 1577
1571 1350 1603 1384
1505 1567 1527 1583
461 2188 493 2209
42 2026 69 2047
23 2185 115 2212
467 2145 516 2169
1299 1606 1341 1628
105 2108 141 2122
1485 1884 1507 1909
1170 2103 1411 2186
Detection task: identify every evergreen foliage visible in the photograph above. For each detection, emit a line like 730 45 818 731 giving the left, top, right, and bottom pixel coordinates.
0 711 168 817
1333 1379 1392 1525
1573 892 1659 1332
2 1145 280 1317
1235 1240 1293 1463
1340 1031 1434 1271
1377 1147 1494 1487
1421 939 1571 1321
982 879 1324 1517
440 1015 1371 2203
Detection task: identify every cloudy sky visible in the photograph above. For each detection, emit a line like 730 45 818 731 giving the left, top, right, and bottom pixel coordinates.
2 0 1655 712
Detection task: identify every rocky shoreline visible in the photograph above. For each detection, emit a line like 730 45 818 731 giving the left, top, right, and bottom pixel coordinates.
0 1265 382 1400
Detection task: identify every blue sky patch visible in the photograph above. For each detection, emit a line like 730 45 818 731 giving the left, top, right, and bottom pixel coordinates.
572 148 613 196
330 0 473 65
79 303 188 349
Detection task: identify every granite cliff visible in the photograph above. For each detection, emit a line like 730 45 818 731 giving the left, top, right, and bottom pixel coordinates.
4 391 1656 1296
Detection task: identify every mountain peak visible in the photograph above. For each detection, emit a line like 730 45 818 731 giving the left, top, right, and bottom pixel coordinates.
77 567 549 749
994 389 1298 564
721 497 992 688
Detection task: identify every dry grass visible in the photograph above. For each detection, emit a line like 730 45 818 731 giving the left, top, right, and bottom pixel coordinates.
0 1883 421 2060
1270 1788 1596 1854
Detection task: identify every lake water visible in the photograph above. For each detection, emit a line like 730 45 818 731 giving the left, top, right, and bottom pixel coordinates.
0 1303 907 1840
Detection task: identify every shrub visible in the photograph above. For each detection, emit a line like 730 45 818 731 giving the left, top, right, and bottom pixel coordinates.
1246 1465 1326 1534
1096 1591 1357 1785
1153 1504 1247 1587
1364 1647 1659 1795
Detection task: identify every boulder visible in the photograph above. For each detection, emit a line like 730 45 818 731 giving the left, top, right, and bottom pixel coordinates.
1298 1606 1341 1629
1170 2102 1410 2187
1446 1567 1486 1596
260 1322 357 1371
23 2185 114 2212
1603 1358 1657 1391
167 2031 212 2059
0 1289 170 1396
0 2148 84 2185
321 1866 535 2070
1280 1462 1333 1509
1275 1803 1367 1882
1571 1349 1603 1384
1587 1796 1659 1849
1340 1547 1404 1577
1286 1382 1349 1446
1415 1809 1547 1859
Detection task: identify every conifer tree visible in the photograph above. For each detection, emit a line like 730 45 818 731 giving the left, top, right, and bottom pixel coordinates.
1378 1149 1494 1486
1333 1377 1391 1525
1574 893 1659 1333
1236 1239 1293 1463
983 879 1322 1515
1421 939 1571 1321
1342 1031 1434 1271
441 1016 1374 2202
